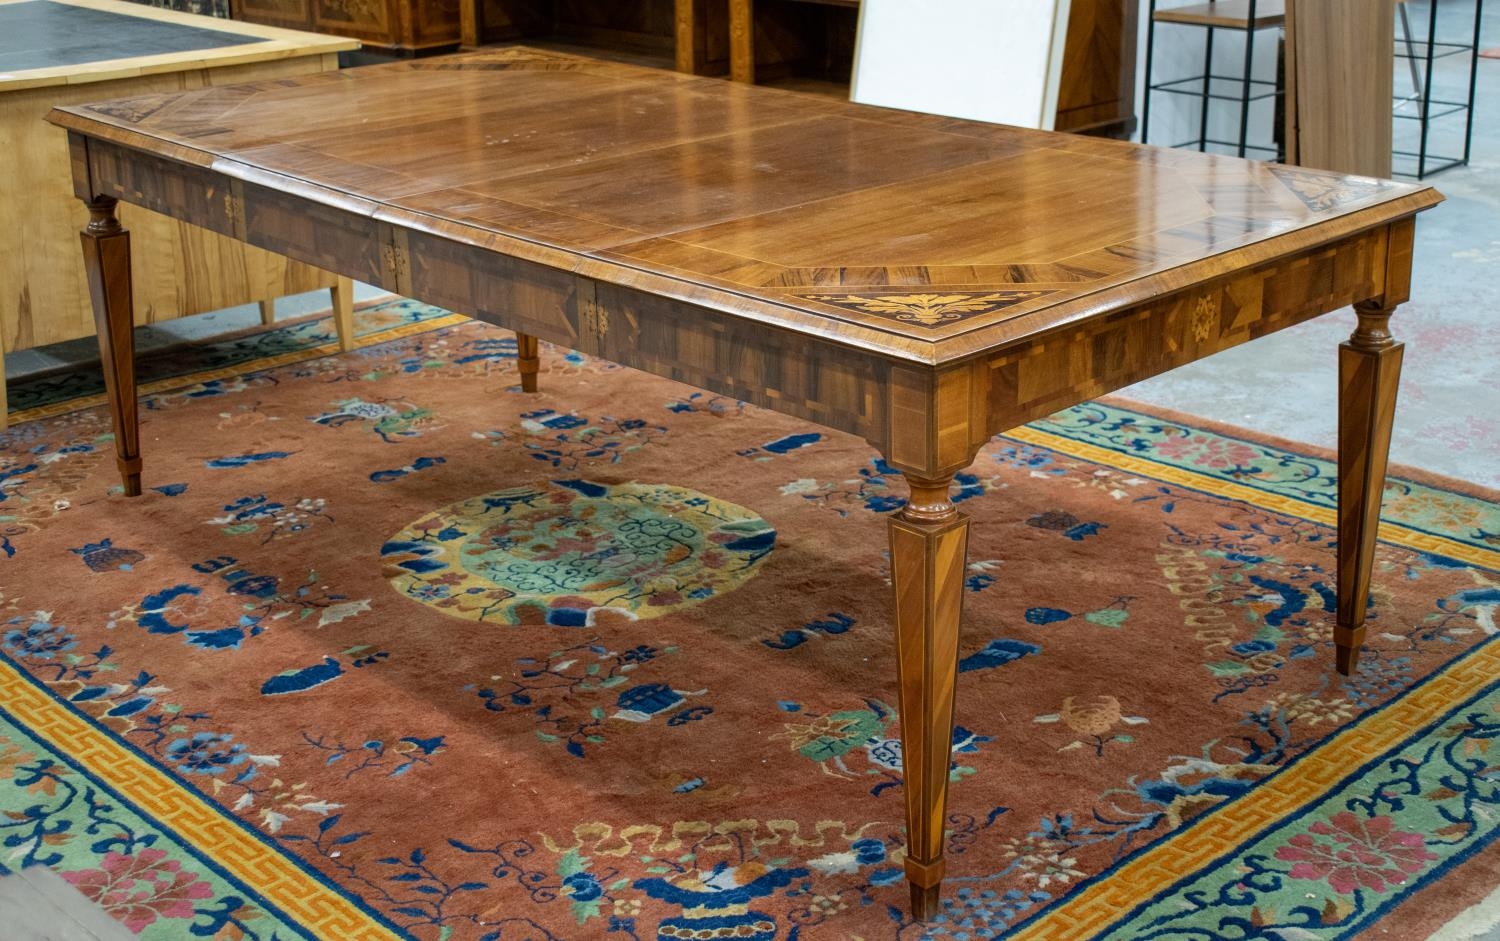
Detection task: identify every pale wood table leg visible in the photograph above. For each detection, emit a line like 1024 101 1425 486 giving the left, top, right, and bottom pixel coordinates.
516 331 540 393
890 473 968 920
330 276 356 352
258 298 276 326
79 196 141 496
1336 300 1404 675
729 0 754 83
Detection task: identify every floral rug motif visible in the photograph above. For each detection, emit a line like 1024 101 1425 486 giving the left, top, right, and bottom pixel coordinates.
382 480 775 627
2 303 1499 940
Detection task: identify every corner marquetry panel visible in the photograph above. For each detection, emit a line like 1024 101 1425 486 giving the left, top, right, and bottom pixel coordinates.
981 226 1387 433
804 291 1058 329
1268 166 1400 213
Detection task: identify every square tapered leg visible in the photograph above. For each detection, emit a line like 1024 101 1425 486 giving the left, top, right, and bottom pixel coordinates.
889 473 968 921
1336 301 1404 674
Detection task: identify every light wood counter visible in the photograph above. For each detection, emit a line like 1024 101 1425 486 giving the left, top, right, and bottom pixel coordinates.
1 0 359 428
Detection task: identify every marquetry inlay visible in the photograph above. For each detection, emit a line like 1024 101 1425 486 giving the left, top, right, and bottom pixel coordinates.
83 97 172 124
806 291 1053 328
583 299 609 338
221 192 243 230
1191 295 1219 342
1268 165 1395 213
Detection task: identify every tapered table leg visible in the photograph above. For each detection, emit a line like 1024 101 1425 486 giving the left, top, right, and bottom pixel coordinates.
79 196 141 496
330 276 356 352
516 331 540 393
1336 300 1404 675
889 473 968 921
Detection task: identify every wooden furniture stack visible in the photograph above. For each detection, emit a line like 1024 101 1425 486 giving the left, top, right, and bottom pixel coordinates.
460 0 728 74
0 0 359 430
454 0 1138 137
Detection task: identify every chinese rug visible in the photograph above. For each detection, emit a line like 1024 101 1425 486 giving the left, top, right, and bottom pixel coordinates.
1 300 1498 941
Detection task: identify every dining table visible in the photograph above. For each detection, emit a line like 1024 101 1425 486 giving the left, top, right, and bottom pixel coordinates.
47 45 1441 919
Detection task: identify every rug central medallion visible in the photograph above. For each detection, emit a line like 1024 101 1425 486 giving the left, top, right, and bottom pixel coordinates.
381 479 776 626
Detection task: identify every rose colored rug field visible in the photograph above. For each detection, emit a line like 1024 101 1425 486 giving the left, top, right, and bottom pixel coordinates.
2 300 1499 941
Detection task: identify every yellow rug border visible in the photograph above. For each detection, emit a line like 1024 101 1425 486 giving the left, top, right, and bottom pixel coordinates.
1007 635 1500 939
8 312 472 426
0 657 401 941
1007 425 1500 570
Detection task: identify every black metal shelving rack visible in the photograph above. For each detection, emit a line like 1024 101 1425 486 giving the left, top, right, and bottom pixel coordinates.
1140 0 1287 160
1393 0 1485 178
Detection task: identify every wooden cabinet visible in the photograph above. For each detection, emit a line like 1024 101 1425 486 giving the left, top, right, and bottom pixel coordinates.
232 0 697 59
230 0 461 54
463 0 713 70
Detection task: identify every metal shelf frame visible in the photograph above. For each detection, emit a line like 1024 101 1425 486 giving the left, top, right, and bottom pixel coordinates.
1393 0 1483 179
1143 0 1482 178
1141 0 1286 160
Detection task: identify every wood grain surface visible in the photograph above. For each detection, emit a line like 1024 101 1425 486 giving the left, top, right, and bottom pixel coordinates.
50 46 1442 919
1284 0 1395 177
1152 0 1285 29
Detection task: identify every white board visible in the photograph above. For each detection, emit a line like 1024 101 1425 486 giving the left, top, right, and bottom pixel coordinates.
850 0 1074 131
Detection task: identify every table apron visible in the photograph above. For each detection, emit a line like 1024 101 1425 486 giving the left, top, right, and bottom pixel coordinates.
974 220 1402 438
69 131 1413 479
